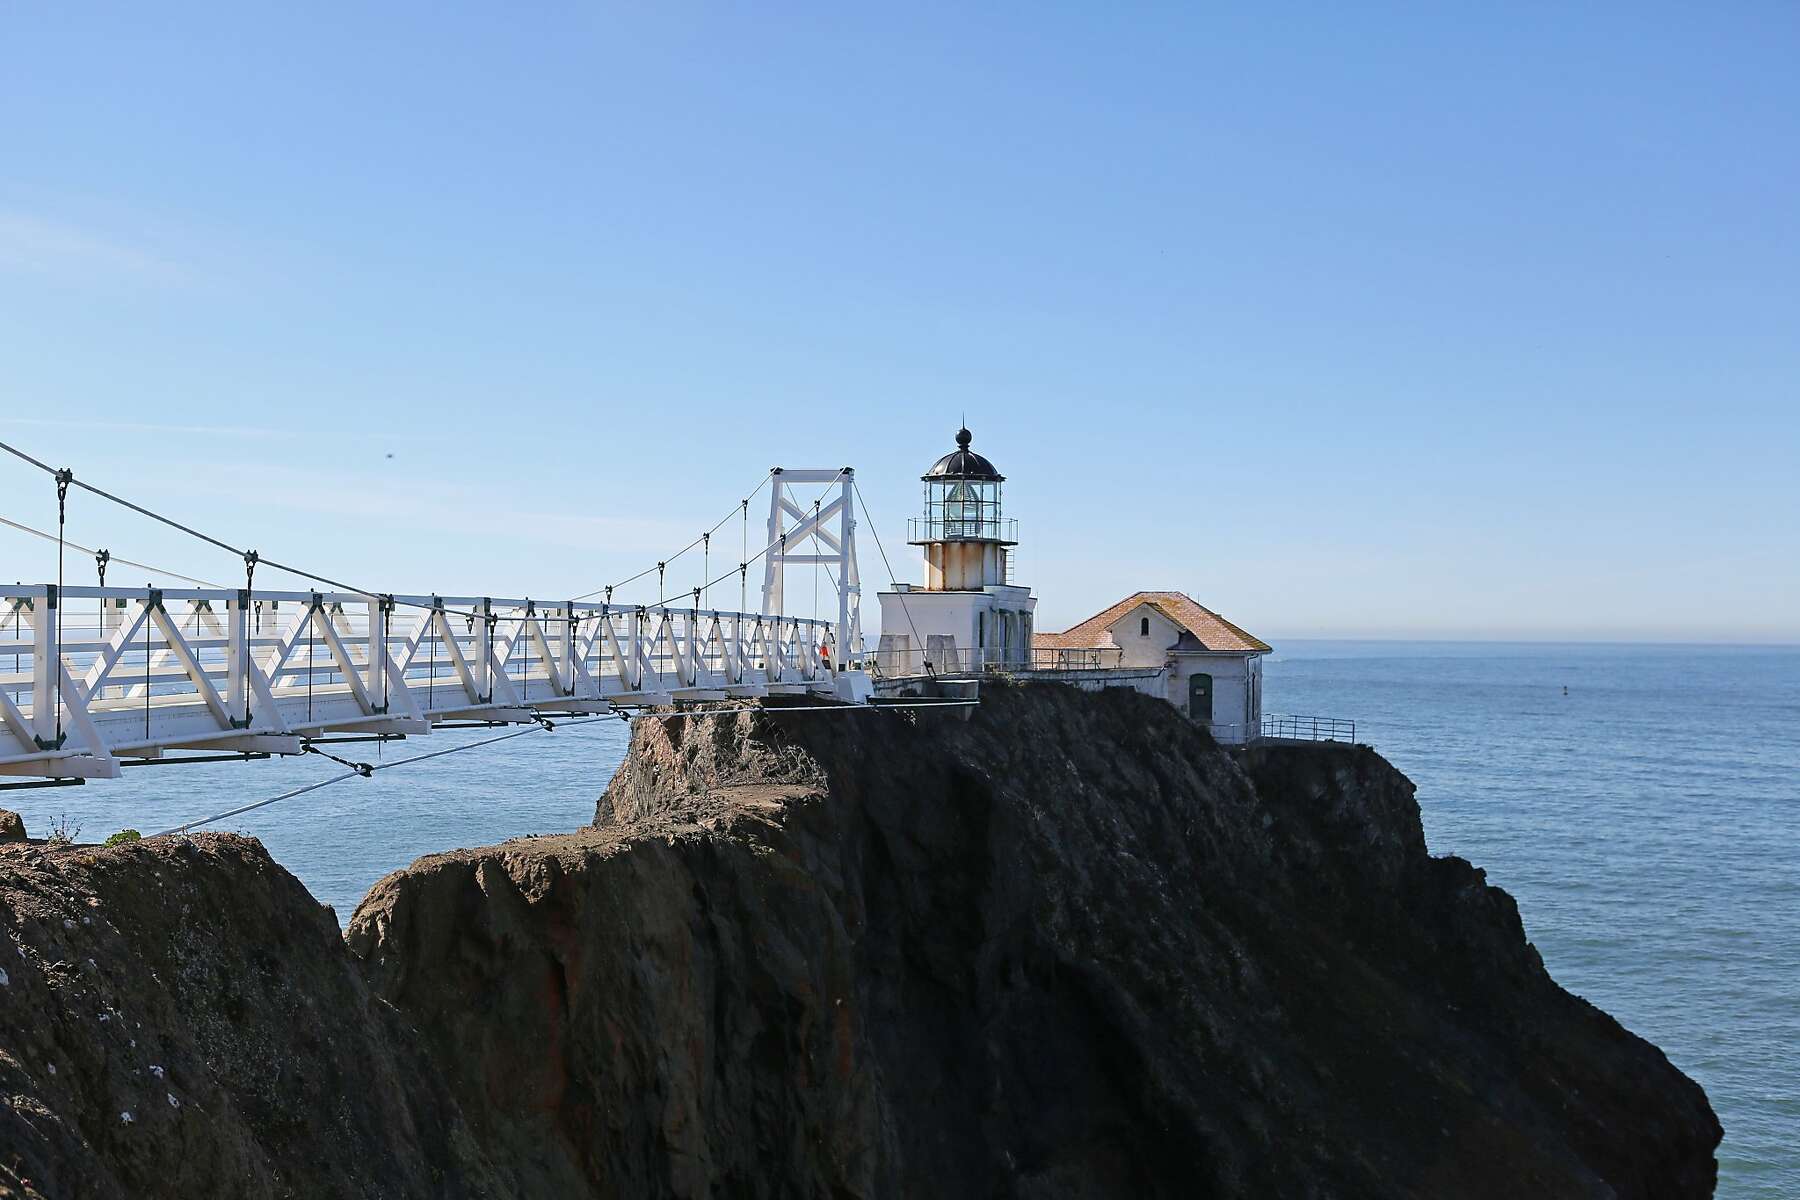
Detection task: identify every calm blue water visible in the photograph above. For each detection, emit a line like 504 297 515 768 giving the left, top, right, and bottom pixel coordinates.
12 718 636 922
11 641 1796 1195
1265 641 1799 1200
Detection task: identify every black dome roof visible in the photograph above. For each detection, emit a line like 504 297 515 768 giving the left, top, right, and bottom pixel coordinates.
922 427 1004 481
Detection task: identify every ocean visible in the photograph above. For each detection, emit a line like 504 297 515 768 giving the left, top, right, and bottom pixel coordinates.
11 640 1796 1197
1265 641 1799 1199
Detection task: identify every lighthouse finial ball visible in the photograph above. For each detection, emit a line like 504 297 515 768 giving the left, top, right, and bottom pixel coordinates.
956 426 972 448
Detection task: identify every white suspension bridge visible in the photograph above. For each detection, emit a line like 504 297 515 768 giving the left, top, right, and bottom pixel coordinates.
1 445 895 790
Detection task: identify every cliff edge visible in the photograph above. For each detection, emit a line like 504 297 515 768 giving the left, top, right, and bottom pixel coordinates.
347 681 1720 1198
0 833 500 1199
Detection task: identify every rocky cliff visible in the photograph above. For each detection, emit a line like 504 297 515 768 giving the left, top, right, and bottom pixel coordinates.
0 682 1720 1198
351 681 1719 1198
0 833 500 1199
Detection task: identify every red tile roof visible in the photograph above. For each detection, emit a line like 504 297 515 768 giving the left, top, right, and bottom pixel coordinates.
1033 591 1271 654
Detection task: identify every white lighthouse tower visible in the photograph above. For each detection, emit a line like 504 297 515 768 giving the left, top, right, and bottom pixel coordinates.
875 427 1036 675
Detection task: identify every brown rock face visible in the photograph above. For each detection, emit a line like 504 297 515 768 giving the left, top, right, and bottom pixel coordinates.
0 835 500 1200
0 810 25 842
348 683 1720 1198
0 684 1721 1197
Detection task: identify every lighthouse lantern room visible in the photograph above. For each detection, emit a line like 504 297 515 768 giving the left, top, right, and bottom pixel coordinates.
914 427 1016 589
875 427 1036 674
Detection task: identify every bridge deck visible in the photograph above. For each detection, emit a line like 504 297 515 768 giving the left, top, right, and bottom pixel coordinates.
1 584 868 782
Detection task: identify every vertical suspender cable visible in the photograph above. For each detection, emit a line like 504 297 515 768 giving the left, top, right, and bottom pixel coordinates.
52 468 71 745
428 601 438 710
852 477 927 674
567 605 579 698
96 549 109 645
307 595 316 722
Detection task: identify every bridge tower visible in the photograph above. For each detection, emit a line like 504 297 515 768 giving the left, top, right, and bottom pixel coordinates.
759 468 865 697
875 427 1036 675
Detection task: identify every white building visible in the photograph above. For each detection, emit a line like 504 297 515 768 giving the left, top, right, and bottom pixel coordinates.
875 428 1036 674
1034 591 1271 742
871 433 1272 744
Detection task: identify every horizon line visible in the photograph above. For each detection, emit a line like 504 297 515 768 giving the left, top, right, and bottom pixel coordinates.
1258 633 1800 649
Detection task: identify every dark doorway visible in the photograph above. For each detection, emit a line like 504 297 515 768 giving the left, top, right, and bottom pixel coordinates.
1188 673 1214 722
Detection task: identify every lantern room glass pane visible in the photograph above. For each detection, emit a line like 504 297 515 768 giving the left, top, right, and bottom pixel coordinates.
943 481 975 523
920 478 1008 540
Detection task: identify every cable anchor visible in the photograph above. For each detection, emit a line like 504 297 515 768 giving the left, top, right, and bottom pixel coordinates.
303 743 374 777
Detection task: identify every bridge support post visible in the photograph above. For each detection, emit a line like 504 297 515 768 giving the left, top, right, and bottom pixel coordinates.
228 589 250 727
367 596 390 712
475 599 492 704
30 590 59 748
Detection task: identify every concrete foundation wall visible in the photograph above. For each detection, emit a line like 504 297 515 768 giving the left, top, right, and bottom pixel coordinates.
1012 667 1167 701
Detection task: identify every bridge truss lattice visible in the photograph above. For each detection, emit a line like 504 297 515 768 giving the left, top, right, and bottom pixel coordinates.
0 465 871 785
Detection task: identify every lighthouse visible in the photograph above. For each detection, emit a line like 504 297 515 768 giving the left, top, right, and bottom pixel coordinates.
875 427 1037 674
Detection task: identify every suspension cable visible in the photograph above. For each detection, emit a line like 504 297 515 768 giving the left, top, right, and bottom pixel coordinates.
0 437 490 621
852 477 926 669
146 699 970 839
0 513 223 587
147 714 622 837
572 470 773 602
642 699 977 717
1 438 825 637
0 438 242 560
694 469 849 599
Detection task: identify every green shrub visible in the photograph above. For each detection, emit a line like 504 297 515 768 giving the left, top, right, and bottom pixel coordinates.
104 829 142 847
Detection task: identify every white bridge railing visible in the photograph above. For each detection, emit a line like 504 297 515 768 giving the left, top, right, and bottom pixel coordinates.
1 584 863 782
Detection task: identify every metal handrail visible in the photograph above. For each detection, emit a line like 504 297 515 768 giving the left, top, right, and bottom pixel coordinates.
858 644 1127 678
1007 646 1126 672
1258 714 1357 743
906 516 1019 543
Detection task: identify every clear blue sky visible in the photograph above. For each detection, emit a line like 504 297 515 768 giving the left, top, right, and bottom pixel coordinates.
2 4 1795 641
